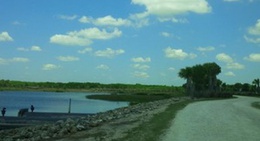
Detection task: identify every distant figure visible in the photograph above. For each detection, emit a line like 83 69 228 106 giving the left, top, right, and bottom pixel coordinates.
30 105 35 112
1 107 6 117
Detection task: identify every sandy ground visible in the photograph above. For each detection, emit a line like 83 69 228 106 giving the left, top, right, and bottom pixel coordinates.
162 96 260 141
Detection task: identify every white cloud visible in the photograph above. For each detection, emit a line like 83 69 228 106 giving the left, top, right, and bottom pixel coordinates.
132 64 150 70
158 17 189 23
17 46 42 52
78 16 91 23
244 35 260 44
216 53 245 70
96 64 110 70
164 47 197 60
131 0 211 17
95 48 125 58
31 46 42 51
58 15 78 20
245 19 260 44
50 28 121 46
226 62 245 69
225 71 235 76
168 67 175 71
197 46 215 52
78 47 93 54
0 32 13 42
79 15 132 27
129 12 150 27
10 57 29 63
42 64 60 71
133 71 149 78
0 57 29 64
216 53 233 63
50 34 92 46
131 57 151 63
248 19 260 35
71 28 122 40
244 53 260 62
57 56 79 62
95 15 132 26
161 32 171 37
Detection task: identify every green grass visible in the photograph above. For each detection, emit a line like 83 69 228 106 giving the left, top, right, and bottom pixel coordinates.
86 94 174 105
115 100 193 141
251 102 260 109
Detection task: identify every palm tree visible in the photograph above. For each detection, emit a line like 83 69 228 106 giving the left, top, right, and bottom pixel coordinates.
203 62 221 92
178 67 194 97
252 78 260 94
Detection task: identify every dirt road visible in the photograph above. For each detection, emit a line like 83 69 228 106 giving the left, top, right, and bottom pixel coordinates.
162 96 260 141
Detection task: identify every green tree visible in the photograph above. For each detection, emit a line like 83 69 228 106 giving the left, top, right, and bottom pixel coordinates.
203 62 221 92
178 67 194 97
252 78 260 94
178 62 221 97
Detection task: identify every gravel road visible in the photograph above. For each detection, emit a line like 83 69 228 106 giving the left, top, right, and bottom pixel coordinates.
162 96 260 141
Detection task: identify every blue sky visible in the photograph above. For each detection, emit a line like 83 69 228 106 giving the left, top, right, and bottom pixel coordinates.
0 0 259 86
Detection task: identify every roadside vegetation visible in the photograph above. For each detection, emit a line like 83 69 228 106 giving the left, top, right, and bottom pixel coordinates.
116 100 193 141
252 102 260 109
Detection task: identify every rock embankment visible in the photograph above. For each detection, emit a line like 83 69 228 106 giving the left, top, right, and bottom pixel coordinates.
0 97 183 141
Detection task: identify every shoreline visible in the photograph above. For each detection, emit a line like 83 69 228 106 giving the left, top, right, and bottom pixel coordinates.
0 97 190 141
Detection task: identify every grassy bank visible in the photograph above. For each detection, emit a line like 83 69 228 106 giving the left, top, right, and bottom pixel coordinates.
86 93 175 104
116 100 192 141
251 102 260 109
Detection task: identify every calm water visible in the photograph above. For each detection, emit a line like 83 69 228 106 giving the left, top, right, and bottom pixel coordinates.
0 91 129 117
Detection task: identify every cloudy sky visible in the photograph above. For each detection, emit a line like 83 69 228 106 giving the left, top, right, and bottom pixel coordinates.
0 0 259 86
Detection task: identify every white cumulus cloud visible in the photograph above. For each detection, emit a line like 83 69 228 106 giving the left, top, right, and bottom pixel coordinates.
0 32 13 42
31 46 42 51
216 53 245 70
131 0 211 18
216 53 233 63
42 64 60 71
78 47 93 54
131 57 151 63
17 46 42 52
79 15 132 27
164 47 197 60
197 46 215 52
57 56 80 62
10 57 29 63
245 19 260 44
133 71 149 78
95 48 125 58
50 28 121 46
244 53 260 62
132 64 150 70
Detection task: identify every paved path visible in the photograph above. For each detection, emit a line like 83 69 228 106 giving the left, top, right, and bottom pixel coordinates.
162 96 260 141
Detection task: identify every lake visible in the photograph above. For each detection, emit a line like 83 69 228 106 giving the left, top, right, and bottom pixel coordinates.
0 91 129 117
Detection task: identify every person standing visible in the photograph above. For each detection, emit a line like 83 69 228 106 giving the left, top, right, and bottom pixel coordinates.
1 107 6 117
30 105 34 112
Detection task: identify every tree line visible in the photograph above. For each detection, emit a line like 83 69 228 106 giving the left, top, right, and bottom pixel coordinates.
0 80 182 94
178 62 259 98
